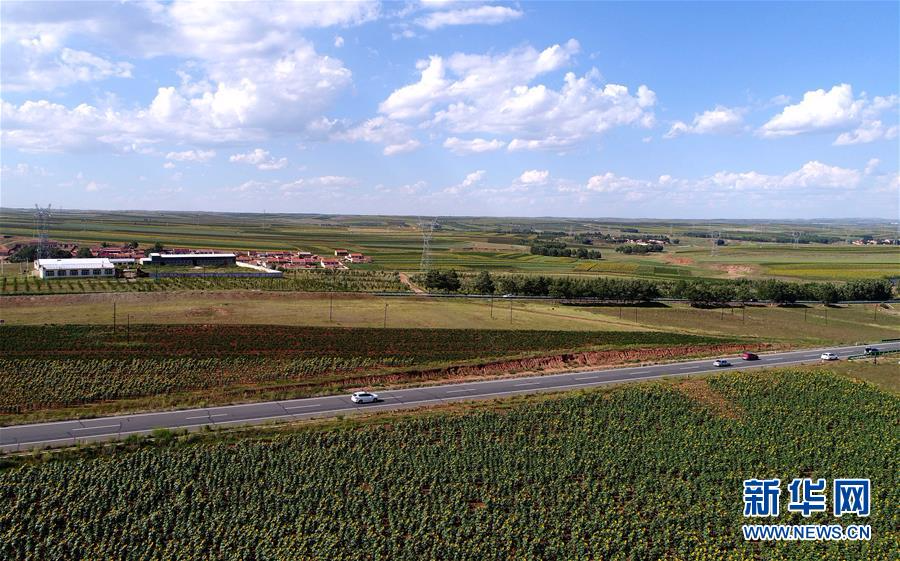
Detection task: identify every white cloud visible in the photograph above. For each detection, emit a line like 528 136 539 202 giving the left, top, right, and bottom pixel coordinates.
1 2 368 151
416 5 523 30
445 169 486 194
163 162 176 170
281 175 359 191
379 41 656 151
165 149 216 162
518 169 549 185
443 137 506 154
329 116 421 155
833 120 898 146
759 83 898 144
334 35 345 48
864 158 880 175
383 139 421 155
573 161 865 201
584 172 653 193
0 163 49 177
664 105 745 138
229 148 288 170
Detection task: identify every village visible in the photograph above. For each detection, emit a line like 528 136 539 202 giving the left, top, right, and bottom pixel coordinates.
0 238 372 278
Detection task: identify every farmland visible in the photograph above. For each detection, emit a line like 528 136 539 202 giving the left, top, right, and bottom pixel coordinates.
1 369 896 559
3 291 897 344
0 324 739 422
2 209 897 283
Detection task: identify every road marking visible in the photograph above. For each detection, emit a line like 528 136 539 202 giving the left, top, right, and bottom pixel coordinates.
185 414 228 420
574 376 598 381
677 366 695 370
284 404 321 410
445 388 475 393
514 381 540 387
72 424 119 432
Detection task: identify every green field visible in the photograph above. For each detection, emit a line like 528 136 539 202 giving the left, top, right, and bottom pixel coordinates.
3 209 897 282
0 324 737 423
2 369 896 559
3 292 897 344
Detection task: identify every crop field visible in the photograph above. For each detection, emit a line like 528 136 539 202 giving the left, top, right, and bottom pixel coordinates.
3 292 898 344
1 369 896 559
2 210 896 282
0 325 732 419
0 270 407 295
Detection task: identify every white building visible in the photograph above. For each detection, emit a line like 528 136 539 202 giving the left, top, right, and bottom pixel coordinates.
34 258 116 279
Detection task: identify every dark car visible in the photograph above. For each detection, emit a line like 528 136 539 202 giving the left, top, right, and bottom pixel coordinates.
741 352 759 361
864 347 880 355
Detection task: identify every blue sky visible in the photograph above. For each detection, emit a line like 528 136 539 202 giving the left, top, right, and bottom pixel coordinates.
1 1 898 219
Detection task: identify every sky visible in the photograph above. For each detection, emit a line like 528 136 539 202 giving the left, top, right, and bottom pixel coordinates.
1 0 898 219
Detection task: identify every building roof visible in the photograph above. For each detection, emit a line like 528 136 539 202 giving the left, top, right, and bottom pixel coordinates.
36 258 115 270
148 252 236 258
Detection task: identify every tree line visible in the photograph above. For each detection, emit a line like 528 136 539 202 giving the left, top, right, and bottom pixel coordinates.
419 271 894 304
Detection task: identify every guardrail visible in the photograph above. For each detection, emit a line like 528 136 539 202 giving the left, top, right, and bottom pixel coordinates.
847 349 900 361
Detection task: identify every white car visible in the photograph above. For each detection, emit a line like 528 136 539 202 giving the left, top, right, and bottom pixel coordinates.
820 352 838 361
350 391 379 404
712 359 731 367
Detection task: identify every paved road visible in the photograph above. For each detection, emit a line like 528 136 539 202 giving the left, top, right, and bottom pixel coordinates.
2 341 895 452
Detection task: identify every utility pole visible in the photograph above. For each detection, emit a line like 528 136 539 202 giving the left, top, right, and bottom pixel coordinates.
490 296 494 319
509 300 513 324
329 293 333 322
383 303 388 328
113 302 117 332
127 314 131 342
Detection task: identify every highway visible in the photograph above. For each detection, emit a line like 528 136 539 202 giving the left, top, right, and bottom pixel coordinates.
1 341 895 452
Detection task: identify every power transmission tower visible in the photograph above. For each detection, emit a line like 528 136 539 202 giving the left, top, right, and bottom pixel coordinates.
418 217 437 271
710 230 721 256
791 231 801 248
33 204 53 259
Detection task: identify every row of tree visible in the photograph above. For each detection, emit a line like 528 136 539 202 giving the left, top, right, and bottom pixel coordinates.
530 244 602 259
615 244 665 254
420 271 894 304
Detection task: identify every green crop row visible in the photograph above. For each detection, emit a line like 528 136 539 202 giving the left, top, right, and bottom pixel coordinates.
1 370 896 559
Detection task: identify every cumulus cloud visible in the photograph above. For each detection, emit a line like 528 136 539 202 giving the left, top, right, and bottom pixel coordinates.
759 83 898 144
443 137 506 154
334 35 345 48
665 105 745 138
518 169 549 185
416 5 523 30
1 1 371 151
229 148 288 170
379 40 656 151
326 116 422 155
572 161 866 202
165 149 216 162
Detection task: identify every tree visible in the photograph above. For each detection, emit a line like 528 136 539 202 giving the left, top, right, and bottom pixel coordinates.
152 242 165 254
76 247 94 258
128 241 140 249
473 271 495 294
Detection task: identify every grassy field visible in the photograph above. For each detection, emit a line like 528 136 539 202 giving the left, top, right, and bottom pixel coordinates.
3 292 898 344
3 209 897 281
2 369 896 559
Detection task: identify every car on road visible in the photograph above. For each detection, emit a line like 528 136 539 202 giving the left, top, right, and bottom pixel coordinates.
713 359 731 367
741 352 759 361
501 294 515 298
820 352 838 361
864 347 880 355
350 391 379 404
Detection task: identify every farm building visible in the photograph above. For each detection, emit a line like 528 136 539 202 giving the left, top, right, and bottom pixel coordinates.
140 252 237 267
34 258 115 279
